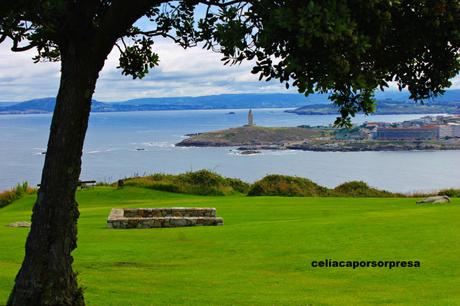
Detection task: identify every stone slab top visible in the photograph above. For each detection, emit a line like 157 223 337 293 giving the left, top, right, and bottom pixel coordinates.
121 207 216 210
108 207 218 221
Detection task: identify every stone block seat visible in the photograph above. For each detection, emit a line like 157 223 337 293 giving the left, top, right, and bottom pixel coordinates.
107 207 223 229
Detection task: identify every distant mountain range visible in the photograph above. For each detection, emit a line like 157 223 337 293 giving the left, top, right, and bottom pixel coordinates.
288 94 460 116
0 94 327 114
1 91 460 115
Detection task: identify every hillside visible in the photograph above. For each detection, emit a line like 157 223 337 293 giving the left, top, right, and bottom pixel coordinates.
287 99 460 115
0 187 459 305
0 93 328 114
2 90 460 115
116 93 330 108
0 98 114 114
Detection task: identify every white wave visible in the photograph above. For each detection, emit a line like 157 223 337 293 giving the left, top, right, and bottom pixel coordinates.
173 134 188 139
174 146 191 150
141 142 175 148
229 149 299 156
265 150 298 156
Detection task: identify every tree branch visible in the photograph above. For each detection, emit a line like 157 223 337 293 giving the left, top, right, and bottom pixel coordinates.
97 0 249 51
114 42 124 55
95 0 169 53
0 33 7 44
198 0 248 8
10 37 37 52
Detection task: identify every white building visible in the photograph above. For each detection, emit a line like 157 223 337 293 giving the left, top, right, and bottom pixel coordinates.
439 123 460 138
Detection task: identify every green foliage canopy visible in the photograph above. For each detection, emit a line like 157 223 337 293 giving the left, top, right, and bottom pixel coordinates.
200 1 460 125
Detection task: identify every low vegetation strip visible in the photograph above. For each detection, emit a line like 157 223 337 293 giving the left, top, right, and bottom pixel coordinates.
122 171 397 198
0 182 35 208
1 172 458 209
119 170 458 198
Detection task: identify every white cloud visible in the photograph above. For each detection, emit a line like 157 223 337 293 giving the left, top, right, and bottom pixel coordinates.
0 42 61 101
451 75 460 89
93 38 287 101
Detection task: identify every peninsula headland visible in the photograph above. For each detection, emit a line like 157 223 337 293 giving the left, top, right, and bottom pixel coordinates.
176 115 460 152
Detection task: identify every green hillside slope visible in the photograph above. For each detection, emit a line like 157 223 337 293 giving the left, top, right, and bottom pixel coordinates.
0 187 459 305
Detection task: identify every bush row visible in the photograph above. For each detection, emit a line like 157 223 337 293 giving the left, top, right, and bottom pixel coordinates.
247 175 401 197
4 173 457 204
122 171 413 198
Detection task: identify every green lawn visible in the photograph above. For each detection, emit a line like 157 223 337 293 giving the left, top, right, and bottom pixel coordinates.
0 187 459 305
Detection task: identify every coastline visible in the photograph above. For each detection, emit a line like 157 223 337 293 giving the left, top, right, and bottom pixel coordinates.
178 141 460 153
176 125 460 153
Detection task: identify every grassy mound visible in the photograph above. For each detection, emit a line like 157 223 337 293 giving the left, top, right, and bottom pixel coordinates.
247 175 329 197
438 188 460 198
123 170 250 196
332 181 398 197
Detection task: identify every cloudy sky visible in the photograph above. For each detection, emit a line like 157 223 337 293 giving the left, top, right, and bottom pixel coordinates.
0 37 293 102
0 37 459 103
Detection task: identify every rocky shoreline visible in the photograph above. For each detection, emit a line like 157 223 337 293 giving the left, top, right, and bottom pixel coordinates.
178 139 460 152
285 140 460 152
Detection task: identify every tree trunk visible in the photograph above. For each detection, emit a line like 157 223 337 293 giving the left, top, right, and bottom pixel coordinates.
8 41 106 306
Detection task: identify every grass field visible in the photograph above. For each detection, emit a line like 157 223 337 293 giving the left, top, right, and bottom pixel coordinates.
0 187 459 305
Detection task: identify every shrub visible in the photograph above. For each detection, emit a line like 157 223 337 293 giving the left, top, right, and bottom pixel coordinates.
0 182 36 208
332 181 397 197
178 170 224 187
438 188 460 198
224 178 251 194
123 170 247 196
0 190 17 208
247 175 329 197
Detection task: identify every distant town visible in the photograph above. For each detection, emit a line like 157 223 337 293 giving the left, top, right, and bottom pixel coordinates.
362 115 460 141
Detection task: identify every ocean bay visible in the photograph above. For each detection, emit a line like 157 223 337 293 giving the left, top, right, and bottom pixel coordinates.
0 108 458 192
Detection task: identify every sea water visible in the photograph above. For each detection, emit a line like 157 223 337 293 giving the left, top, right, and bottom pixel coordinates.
0 108 458 193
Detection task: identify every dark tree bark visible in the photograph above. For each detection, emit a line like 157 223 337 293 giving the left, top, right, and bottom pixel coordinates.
7 40 107 306
5 2 161 303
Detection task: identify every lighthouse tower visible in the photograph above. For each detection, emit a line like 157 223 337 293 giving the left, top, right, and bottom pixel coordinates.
247 109 254 126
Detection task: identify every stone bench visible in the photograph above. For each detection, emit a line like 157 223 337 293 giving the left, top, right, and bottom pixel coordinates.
107 208 223 229
123 207 216 218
